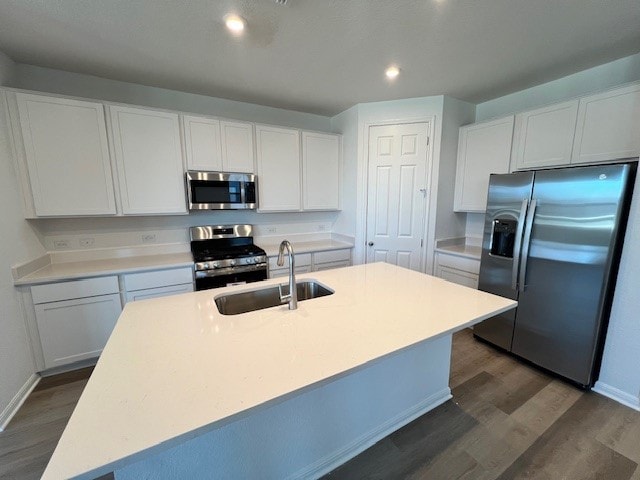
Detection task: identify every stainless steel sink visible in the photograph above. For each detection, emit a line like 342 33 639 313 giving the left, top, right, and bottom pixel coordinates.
215 280 334 315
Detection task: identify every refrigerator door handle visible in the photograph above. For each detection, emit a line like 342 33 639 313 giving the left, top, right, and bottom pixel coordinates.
511 198 529 290
518 198 537 292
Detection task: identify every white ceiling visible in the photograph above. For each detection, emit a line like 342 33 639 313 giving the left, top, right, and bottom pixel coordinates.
0 0 639 116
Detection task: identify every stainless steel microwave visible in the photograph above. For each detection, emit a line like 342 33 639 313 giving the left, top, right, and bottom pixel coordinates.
186 171 258 210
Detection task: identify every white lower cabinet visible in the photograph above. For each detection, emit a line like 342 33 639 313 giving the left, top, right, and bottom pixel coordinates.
122 267 194 303
31 277 122 369
268 249 352 278
434 253 480 289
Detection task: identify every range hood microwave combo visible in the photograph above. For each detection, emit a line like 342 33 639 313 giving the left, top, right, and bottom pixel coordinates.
186 171 258 211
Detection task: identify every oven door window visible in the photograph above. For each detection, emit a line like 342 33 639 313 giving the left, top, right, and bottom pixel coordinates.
190 180 242 205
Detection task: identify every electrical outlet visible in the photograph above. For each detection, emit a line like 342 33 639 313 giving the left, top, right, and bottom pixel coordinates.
266 227 277 234
141 234 157 244
53 239 70 249
79 237 95 247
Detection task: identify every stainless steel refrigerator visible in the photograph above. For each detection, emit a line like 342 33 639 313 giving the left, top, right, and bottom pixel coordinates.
475 161 637 388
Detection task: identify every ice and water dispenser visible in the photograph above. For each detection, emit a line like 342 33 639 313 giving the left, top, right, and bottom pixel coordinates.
490 218 517 258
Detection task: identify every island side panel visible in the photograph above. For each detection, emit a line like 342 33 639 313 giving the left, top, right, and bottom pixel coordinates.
114 334 453 480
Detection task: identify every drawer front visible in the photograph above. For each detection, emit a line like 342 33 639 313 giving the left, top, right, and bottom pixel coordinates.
269 265 312 279
313 260 351 272
32 276 119 304
124 283 194 303
268 253 312 270
435 253 480 274
313 249 351 264
123 267 194 292
437 266 479 289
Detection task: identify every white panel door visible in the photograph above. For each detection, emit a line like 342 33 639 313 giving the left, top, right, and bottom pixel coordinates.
302 131 341 210
255 125 301 211
572 84 640 164
366 123 429 271
221 120 255 173
110 105 187 214
35 293 122 369
454 116 514 212
16 93 116 216
182 115 223 171
512 100 579 170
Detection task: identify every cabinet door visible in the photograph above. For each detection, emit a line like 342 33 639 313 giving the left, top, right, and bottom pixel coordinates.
110 105 187 214
302 132 341 210
256 125 301 211
35 293 122 369
182 115 223 171
221 120 255 173
512 100 578 170
454 116 514 212
16 93 116 216
572 84 640 164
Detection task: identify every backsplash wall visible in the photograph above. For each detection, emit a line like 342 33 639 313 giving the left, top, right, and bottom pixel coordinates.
33 211 341 251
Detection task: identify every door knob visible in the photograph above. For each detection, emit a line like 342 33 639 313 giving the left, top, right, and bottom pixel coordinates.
368 241 374 247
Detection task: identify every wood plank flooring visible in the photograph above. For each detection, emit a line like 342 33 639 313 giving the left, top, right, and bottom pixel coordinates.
1 330 639 479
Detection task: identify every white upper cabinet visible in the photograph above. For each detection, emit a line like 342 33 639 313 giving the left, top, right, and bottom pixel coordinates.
16 93 116 216
182 115 223 171
182 116 254 173
302 132 341 210
454 116 514 212
512 100 579 170
572 84 640 164
255 124 301 211
109 105 187 215
220 120 255 173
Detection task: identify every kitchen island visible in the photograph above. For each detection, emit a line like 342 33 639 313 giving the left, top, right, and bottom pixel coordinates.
41 263 516 480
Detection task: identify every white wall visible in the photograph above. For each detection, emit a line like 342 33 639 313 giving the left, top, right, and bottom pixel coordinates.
0 53 45 428
330 105 358 238
350 96 445 271
436 97 475 244
10 64 333 131
476 52 640 121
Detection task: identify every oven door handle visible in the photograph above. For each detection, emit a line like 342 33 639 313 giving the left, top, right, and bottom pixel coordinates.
195 264 268 278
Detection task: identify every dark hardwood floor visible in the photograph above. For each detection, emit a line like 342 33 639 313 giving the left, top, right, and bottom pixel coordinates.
1 331 639 479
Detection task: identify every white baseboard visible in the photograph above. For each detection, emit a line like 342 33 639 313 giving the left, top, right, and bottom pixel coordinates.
289 387 453 480
0 374 40 431
593 381 640 412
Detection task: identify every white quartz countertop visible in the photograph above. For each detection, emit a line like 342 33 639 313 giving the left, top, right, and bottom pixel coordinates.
13 252 194 286
42 263 516 480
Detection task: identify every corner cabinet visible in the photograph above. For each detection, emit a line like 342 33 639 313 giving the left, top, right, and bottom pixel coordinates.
572 83 640 164
182 115 255 173
511 100 579 170
302 132 341 210
256 125 301 211
109 105 187 215
14 93 117 216
454 116 514 212
31 277 122 369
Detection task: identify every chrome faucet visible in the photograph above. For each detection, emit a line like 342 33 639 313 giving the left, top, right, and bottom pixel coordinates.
277 240 297 310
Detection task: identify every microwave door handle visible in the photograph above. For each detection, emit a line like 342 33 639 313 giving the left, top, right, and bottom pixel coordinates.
518 199 537 292
511 199 529 290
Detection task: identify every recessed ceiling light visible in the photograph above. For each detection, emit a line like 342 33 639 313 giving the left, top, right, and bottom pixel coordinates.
224 14 246 34
385 65 400 80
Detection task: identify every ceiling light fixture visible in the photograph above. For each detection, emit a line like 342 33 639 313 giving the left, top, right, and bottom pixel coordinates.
385 65 400 80
224 14 246 34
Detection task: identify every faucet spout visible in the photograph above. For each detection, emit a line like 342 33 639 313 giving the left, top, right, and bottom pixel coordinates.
277 240 297 310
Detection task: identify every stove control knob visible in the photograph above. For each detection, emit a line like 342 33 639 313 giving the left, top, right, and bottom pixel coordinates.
203 263 210 269
212 262 219 269
229 260 236 266
247 258 254 264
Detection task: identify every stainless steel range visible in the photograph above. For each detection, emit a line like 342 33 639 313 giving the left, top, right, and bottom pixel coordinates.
190 225 268 291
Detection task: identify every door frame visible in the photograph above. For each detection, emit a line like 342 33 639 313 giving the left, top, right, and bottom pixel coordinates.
357 116 436 273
